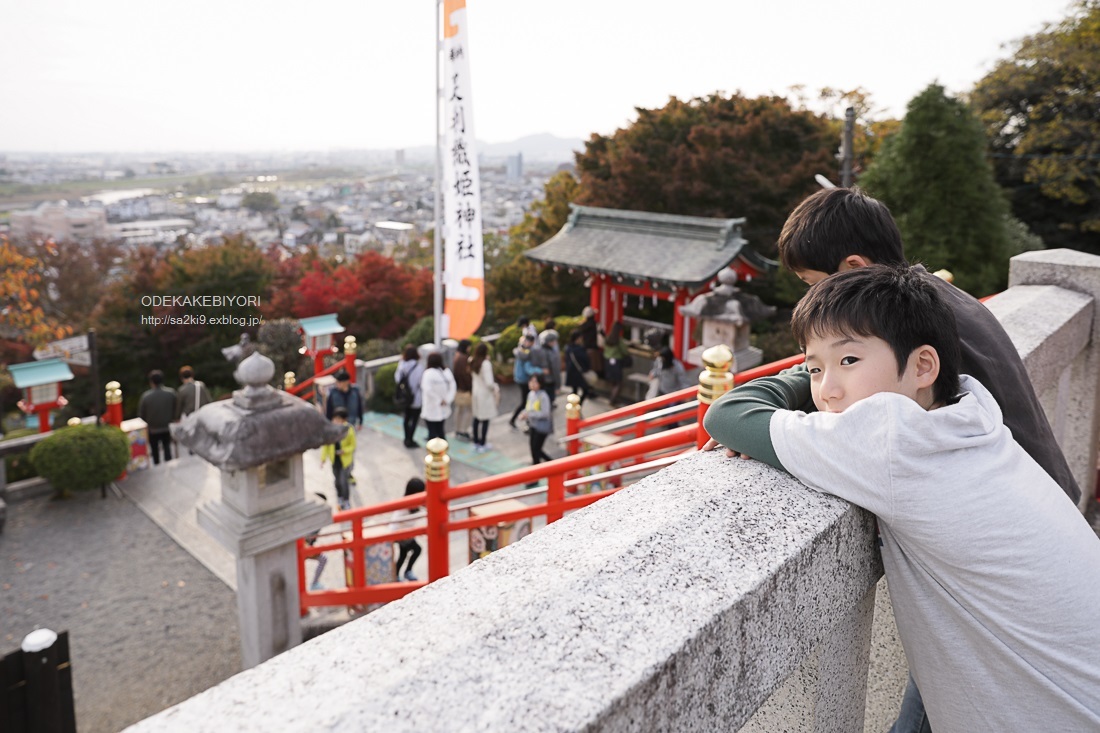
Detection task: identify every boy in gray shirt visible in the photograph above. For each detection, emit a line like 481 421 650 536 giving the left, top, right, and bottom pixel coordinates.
704 265 1100 732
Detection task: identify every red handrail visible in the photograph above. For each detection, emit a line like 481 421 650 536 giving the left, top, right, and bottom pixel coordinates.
288 350 357 401
299 351 808 615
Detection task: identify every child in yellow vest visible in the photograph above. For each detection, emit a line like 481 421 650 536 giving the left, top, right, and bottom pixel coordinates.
320 407 356 510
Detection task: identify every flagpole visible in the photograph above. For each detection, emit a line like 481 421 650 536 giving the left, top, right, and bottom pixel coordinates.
432 0 444 346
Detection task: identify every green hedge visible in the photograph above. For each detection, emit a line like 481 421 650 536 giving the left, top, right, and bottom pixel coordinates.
29 424 130 497
370 362 399 412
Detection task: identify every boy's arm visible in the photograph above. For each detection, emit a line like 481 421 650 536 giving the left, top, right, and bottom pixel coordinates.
703 376 812 471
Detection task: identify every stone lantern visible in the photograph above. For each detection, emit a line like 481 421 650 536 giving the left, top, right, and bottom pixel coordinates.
679 266 776 372
172 352 347 668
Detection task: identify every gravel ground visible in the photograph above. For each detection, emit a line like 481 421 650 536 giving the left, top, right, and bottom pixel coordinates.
0 488 241 733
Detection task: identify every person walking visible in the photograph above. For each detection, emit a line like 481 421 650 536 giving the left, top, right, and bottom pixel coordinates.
138 369 177 465
602 322 630 405
320 407 356 510
577 306 603 376
420 352 456 441
509 334 542 429
451 339 474 441
391 478 425 582
564 330 593 405
520 374 554 467
649 346 692 396
395 345 425 448
325 368 364 431
175 365 212 421
470 342 500 453
539 321 562 405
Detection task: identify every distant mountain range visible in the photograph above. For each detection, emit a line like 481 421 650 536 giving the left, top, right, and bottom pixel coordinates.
402 133 585 164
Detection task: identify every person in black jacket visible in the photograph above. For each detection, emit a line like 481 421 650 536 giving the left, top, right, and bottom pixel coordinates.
138 369 177 465
325 369 364 430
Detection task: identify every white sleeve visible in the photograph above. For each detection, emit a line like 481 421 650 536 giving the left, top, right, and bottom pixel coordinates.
769 393 899 522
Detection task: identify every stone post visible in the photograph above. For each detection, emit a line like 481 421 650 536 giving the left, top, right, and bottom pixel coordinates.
173 353 347 668
1007 248 1100 508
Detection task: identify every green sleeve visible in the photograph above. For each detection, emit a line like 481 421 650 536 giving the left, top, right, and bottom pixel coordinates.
702 367 815 472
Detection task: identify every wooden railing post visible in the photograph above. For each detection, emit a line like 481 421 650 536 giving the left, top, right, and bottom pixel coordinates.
104 381 123 427
425 438 451 581
696 345 734 448
343 335 357 382
565 394 582 456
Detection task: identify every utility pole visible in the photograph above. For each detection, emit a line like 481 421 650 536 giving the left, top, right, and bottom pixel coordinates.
841 106 855 188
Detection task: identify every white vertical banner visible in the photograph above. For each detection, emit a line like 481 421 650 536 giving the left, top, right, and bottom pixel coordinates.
440 0 485 339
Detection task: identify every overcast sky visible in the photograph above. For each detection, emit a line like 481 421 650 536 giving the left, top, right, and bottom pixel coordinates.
0 0 1074 153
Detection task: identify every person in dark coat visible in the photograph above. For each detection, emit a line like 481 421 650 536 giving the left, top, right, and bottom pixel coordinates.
138 369 177 465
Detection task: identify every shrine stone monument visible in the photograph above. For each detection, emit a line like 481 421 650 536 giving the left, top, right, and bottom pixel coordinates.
172 352 347 668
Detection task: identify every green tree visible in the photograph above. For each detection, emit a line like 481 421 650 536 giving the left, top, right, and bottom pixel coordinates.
859 85 1012 296
970 1 1100 253
484 171 589 329
242 191 280 213
575 93 837 250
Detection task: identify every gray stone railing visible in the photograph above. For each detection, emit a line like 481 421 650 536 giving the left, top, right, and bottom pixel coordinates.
126 250 1100 733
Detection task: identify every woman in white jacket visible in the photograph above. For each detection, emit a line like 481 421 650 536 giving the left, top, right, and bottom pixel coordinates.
420 351 456 441
469 342 500 453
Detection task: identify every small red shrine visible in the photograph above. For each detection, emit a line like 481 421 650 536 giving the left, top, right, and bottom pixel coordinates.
525 205 776 364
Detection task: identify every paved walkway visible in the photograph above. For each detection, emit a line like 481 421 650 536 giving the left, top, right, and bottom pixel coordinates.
118 391 617 600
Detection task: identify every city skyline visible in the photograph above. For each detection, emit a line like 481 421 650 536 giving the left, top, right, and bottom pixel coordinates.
0 0 1075 153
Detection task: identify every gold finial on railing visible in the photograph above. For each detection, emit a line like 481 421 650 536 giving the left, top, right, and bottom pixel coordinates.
283 371 296 390
933 269 954 284
105 381 122 405
698 344 735 405
66 417 82 427
565 393 582 420
425 438 451 482
343 335 357 355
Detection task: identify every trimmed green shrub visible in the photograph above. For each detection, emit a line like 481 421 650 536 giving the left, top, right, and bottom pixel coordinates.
30 425 130 497
400 316 435 349
370 362 399 412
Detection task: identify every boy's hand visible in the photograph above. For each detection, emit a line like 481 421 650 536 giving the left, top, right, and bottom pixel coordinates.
701 438 752 461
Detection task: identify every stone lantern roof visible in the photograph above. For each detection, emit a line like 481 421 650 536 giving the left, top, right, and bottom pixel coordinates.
172 353 347 471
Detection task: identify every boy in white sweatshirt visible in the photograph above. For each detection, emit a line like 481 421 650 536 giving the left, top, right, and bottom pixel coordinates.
703 264 1100 733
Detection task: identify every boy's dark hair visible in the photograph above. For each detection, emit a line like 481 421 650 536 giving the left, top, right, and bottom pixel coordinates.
149 369 164 385
790 265 961 406
457 339 471 353
426 352 444 370
778 188 906 274
179 366 194 380
402 344 418 360
333 406 349 419
334 368 350 382
404 477 425 496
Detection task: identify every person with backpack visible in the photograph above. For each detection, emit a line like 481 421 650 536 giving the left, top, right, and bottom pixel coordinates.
175 365 212 420
394 344 424 448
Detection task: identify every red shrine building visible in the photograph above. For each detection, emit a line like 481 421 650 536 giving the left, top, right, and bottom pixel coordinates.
525 205 776 365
